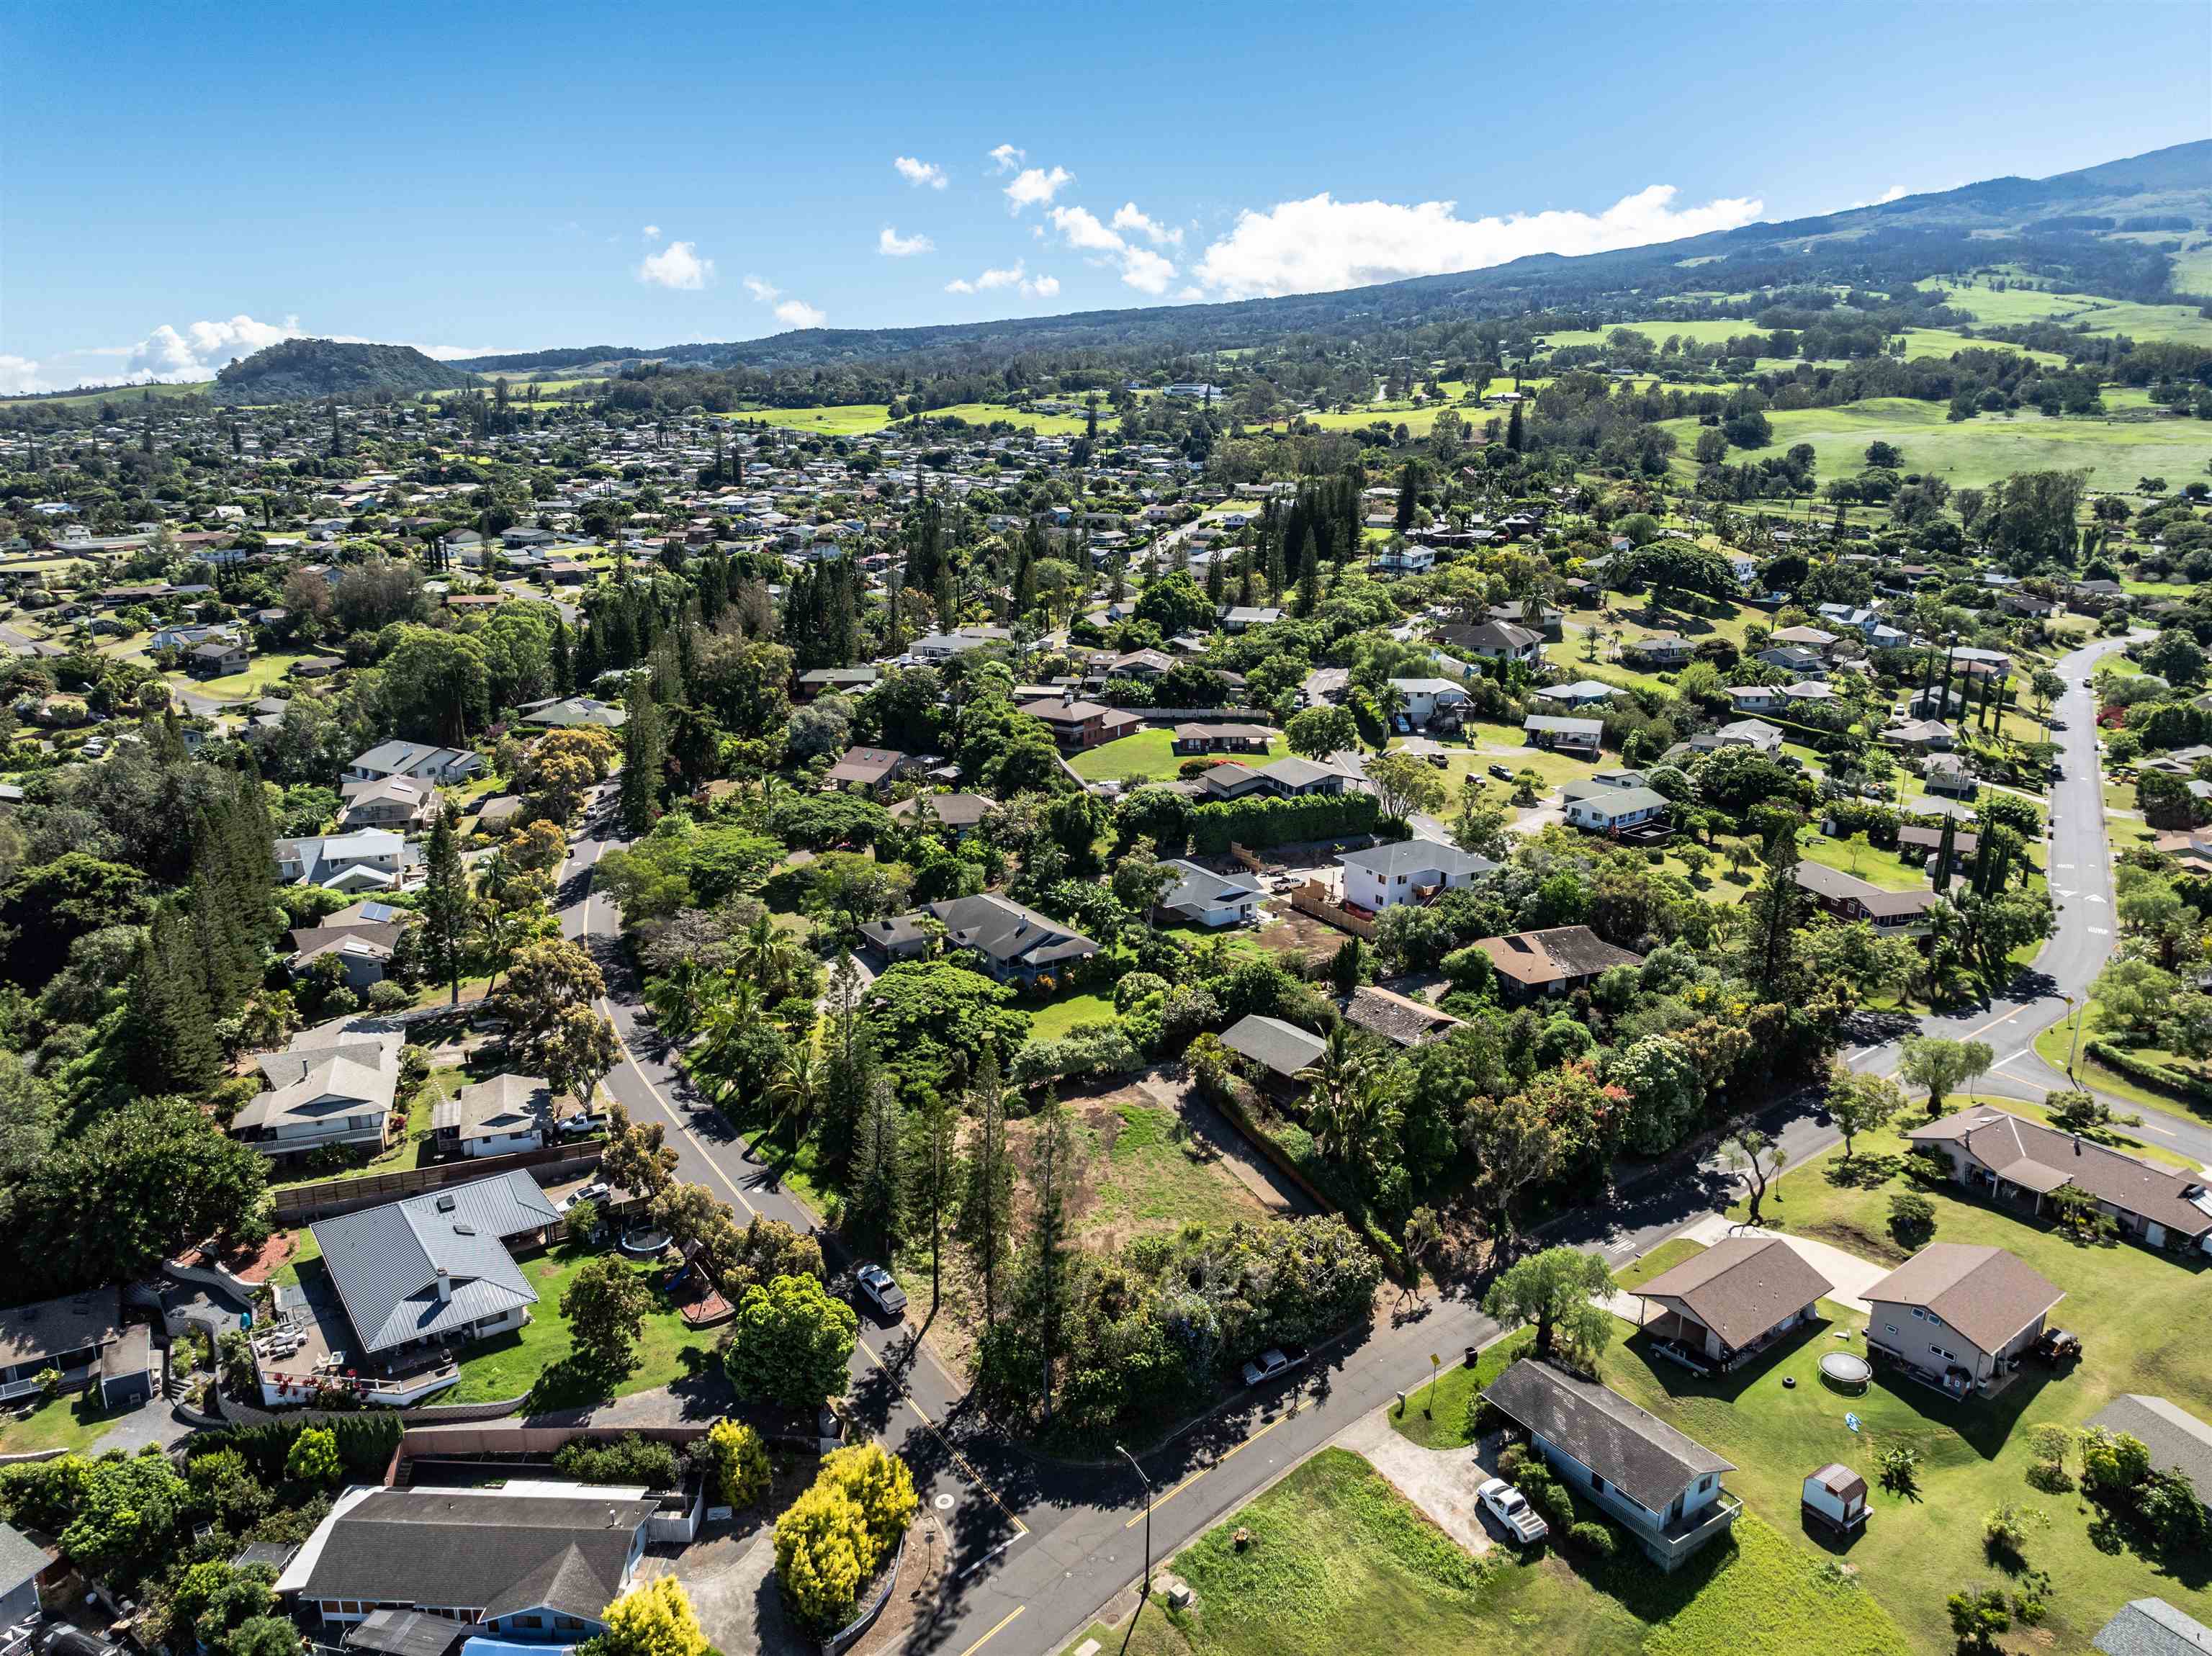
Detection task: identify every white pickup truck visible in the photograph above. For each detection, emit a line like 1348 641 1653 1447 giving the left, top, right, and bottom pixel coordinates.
1477 1477 1550 1543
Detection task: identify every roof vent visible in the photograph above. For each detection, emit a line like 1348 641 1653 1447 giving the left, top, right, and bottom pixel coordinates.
454 1224 477 1236
435 1194 457 1212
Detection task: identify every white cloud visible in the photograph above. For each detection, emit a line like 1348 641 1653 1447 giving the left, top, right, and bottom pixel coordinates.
643 224 662 238
0 354 45 395
987 143 1025 174
1118 246 1177 295
1110 202 1182 246
894 156 948 190
1004 165 1073 212
878 226 935 257
1192 184 1765 300
1172 286 1205 303
742 275 823 329
1846 184 1911 209
127 313 304 380
637 240 714 289
1046 204 1179 293
943 260 1056 298
1048 205 1123 253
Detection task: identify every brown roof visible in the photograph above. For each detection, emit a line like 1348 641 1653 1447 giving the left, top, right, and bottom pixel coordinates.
825 746 906 783
1863 1243 2064 1354
1346 986 1462 1048
1808 1463 1868 1501
1474 924 1644 988
1637 1236 1834 1350
1020 698 1115 725
1910 1107 2212 1240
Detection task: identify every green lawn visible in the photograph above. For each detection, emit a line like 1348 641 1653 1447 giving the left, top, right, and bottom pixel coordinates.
0 1390 132 1456
438 1241 715 1407
1389 1328 1537 1451
1061 1447 1909 1656
1653 397 2212 494
1616 1238 1708 1290
1052 1097 1273 1248
1071 728 1288 783
1698 1121 2212 1653
2030 1007 2206 1122
715 400 1092 437
1025 989 1116 1042
1926 276 2212 347
1796 829 1933 893
177 652 318 700
264 1073 441 1189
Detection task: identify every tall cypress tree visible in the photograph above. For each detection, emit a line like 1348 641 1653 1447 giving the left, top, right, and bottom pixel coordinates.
1022 1089 1074 1422
1933 813 1956 893
618 675 666 834
125 903 220 1095
958 1050 1015 1335
420 804 473 1006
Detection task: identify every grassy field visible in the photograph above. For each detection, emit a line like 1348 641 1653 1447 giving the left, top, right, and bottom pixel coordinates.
0 379 214 410
1701 1119 2212 1653
1653 397 2212 494
1062 1446 1910 1656
439 1241 714 1406
1045 1094 1275 1249
1616 1237 1709 1290
2029 1006 2206 1120
1796 828 1931 893
177 652 317 700
1389 1328 1537 1451
1928 276 2212 347
1070 728 1289 783
716 400 1091 437
0 1390 133 1455
1025 990 1115 1042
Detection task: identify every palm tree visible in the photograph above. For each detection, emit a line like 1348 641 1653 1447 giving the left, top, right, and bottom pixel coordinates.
732 913 806 1004
767 1045 824 1148
1298 1026 1374 1163
692 976 763 1105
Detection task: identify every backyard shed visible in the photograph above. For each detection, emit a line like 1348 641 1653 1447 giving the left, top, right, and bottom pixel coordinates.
1800 1463 1869 1538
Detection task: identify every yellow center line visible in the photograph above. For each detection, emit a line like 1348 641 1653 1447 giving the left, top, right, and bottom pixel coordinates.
956 1605 1025 1656
1126 1411 1288 1527
857 1339 1028 1537
1961 1004 2029 1043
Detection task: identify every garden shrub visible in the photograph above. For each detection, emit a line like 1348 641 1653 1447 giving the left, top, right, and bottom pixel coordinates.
1568 1520 1617 1558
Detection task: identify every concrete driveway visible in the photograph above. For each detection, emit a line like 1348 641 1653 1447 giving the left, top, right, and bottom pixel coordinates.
637 1519 807 1656
1337 1408 1495 1557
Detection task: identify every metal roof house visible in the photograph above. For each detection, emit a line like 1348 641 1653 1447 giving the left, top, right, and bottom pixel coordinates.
1155 859 1264 928
1483 1359 1739 1570
311 1172 561 1363
1220 1014 1326 1092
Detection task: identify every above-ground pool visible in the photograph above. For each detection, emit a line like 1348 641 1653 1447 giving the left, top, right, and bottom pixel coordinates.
1820 1351 1873 1391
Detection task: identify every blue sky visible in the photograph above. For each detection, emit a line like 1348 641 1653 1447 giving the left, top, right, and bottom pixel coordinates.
4 0 2206 391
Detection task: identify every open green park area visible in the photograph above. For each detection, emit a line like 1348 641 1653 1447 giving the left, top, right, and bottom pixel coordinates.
716 400 1091 437
1069 727 1290 783
1655 397 2212 495
1928 276 2212 347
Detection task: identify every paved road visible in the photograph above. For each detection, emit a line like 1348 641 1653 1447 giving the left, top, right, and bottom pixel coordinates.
554 626 2207 1656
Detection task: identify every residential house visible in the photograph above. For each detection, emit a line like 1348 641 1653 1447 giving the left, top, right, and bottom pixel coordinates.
909 893 1097 986
1770 625 1838 652
824 746 915 794
1454 621 1543 665
1634 1236 1834 1369
1563 784 1671 836
1197 762 1271 801
1756 644 1827 678
310 1171 562 1370
1907 1107 2212 1254
1156 859 1264 927
276 829 411 891
521 696 626 729
1171 722 1274 756
888 793 1000 837
1624 633 1696 668
1473 924 1645 999
341 775 443 834
2085 1399 2212 1514
289 924 405 991
1896 823 1978 873
795 666 880 701
1345 986 1462 1048
1532 680 1619 710
1387 678 1474 728
1712 718 1784 753
1725 685 1788 716
0 1288 155 1410
235 1031 402 1158
2092 1600 2212 1656
433 1075 556 1158
1217 606 1286 633
1335 839 1497 912
1019 697 1142 749
1881 719 1956 752
1524 714 1603 760
1220 1014 1326 1096
186 639 251 679
0 1521 51 1631
1246 755 1346 797
1791 861 1936 937
279 1482 655 1637
1483 1360 1739 1570
348 742 485 787
1923 752 1979 797
1862 1243 2065 1396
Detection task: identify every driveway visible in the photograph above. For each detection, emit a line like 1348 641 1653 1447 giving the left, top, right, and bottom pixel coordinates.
1673 1212 1892 1314
637 1521 806 1656
1336 1408 1493 1557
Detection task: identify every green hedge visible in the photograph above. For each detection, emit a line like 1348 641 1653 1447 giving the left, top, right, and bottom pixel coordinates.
2085 1038 2212 1105
1190 793 1388 855
186 1412 402 1480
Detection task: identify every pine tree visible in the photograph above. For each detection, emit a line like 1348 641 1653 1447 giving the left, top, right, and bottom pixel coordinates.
905 1086 960 1336
421 804 474 1005
1022 1089 1075 1421
849 1074 907 1250
125 903 220 1094
619 675 666 835
1933 813 1956 893
1506 400 1525 453
1744 832 1804 1002
958 1051 1015 1333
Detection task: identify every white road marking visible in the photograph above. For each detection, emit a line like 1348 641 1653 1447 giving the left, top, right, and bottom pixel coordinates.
2087 927 2111 937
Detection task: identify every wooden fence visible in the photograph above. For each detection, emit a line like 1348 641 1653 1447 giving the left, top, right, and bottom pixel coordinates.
1290 879 1377 940
271 1143 606 1225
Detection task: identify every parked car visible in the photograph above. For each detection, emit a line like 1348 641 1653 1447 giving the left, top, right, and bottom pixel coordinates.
1239 1345 1308 1387
855 1262 907 1318
1476 1477 1550 1543
1488 763 1514 781
2033 1327 2082 1364
559 1111 611 1138
559 1181 611 1212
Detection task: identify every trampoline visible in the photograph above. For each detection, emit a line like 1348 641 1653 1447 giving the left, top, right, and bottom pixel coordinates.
619 1226 673 1258
1820 1351 1872 1392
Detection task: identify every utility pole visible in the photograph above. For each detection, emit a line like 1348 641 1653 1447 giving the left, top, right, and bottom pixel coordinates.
1118 1444 1153 1599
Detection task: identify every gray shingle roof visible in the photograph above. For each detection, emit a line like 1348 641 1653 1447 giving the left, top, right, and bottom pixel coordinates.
2095 1601 2212 1656
300 1488 652 1620
1483 1359 1733 1513
311 1171 559 1354
1908 1107 2212 1241
1863 1243 2064 1355
0 1520 52 1593
1220 1014 1326 1079
1635 1236 1834 1350
2087 1397 2212 1507
1158 859 1262 914
1335 838 1498 880
435 1074 552 1140
922 894 1098 971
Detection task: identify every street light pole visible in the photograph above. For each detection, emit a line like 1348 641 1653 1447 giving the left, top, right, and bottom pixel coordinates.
2062 994 2081 1081
1118 1444 1153 1600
